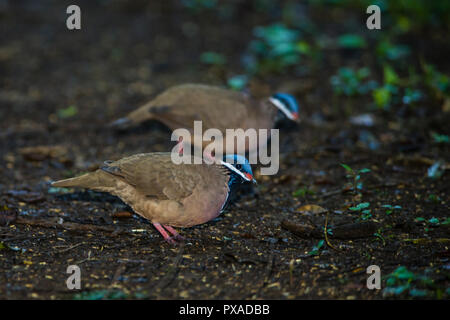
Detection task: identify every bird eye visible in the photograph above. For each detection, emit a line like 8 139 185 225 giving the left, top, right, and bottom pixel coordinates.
236 164 242 170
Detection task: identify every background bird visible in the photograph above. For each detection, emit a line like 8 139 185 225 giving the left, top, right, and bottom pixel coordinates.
110 84 300 154
51 152 256 244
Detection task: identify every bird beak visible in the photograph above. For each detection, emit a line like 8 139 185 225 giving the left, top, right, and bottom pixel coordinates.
245 173 257 184
291 112 300 123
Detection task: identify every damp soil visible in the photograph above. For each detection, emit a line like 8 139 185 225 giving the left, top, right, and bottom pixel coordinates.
0 1 449 299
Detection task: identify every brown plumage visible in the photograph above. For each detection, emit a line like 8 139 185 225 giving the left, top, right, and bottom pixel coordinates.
51 152 254 244
111 84 299 153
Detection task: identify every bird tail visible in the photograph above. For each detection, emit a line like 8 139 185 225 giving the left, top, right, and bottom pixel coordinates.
51 170 116 190
109 104 153 130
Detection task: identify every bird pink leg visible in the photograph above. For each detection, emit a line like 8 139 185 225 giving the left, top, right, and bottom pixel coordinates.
152 222 176 245
176 137 184 155
163 225 185 240
203 150 217 164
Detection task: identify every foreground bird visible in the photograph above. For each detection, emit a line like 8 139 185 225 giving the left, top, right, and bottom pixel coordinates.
51 152 255 244
111 84 299 153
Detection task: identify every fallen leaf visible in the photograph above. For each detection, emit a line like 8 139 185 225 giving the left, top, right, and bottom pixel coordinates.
297 204 328 215
6 190 45 203
18 145 70 163
112 211 133 219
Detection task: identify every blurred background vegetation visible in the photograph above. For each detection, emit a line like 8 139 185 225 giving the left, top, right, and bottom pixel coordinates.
194 0 450 114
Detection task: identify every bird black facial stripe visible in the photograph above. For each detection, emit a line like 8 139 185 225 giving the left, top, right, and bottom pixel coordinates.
269 97 296 120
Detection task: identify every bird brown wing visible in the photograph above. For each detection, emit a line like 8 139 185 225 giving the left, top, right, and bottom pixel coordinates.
101 152 229 201
148 84 254 132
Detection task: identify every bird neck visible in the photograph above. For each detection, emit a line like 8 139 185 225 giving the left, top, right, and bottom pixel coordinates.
227 172 242 191
256 99 279 127
220 172 242 212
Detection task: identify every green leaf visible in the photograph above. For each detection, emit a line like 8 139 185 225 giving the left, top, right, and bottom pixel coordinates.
337 34 367 49
349 202 370 211
57 105 78 119
373 86 392 109
432 133 450 144
359 168 371 173
428 217 439 224
392 266 416 280
227 75 248 91
74 289 128 300
340 163 353 172
308 239 325 256
427 162 443 179
200 51 226 65
409 289 428 297
386 277 396 286
383 65 399 85
296 41 311 55
292 187 314 197
317 239 325 249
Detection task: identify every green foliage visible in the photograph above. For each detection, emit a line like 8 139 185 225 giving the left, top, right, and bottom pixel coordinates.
383 266 434 298
423 64 450 99
349 202 372 220
330 67 377 97
340 163 352 172
349 202 370 211
181 0 218 12
427 194 441 203
337 34 367 49
308 239 324 256
74 289 129 300
245 23 309 74
414 216 445 227
200 51 226 66
402 87 422 105
227 75 248 91
372 86 391 109
383 65 399 85
371 64 425 110
73 289 150 300
427 161 444 179
57 105 78 119
292 187 315 198
371 65 403 109
431 132 450 144
428 217 439 225
310 0 450 33
376 40 411 61
340 164 371 193
381 204 401 215
373 231 385 245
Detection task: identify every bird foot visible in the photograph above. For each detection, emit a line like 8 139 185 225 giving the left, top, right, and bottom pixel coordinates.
153 222 185 245
165 237 178 245
172 234 185 241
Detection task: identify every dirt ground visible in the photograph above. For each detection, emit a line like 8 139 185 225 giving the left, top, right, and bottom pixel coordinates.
0 1 448 299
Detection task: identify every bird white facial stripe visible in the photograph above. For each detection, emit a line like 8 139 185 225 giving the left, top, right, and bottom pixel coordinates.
269 97 296 120
220 160 251 181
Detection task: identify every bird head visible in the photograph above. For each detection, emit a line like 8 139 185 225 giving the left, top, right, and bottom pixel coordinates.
221 154 256 184
269 93 300 122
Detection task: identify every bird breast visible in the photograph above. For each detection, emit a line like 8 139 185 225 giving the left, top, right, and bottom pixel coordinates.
112 175 229 228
